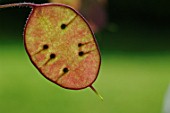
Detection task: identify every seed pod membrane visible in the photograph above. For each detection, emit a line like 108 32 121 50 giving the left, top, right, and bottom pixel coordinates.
0 3 102 99
24 4 101 90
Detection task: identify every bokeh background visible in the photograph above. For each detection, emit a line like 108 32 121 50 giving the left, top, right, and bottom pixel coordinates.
0 0 170 113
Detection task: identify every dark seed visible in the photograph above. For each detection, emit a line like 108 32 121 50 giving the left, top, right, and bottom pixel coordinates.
63 68 69 73
50 54 56 59
43 44 48 50
78 43 83 47
79 51 84 56
61 24 67 29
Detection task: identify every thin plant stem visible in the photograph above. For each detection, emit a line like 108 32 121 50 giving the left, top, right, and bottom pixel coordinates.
0 3 34 9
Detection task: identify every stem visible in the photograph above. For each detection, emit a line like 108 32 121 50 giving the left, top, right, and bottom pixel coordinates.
0 2 34 9
90 85 103 101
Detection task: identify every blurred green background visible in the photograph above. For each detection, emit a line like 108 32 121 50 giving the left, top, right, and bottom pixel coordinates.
0 0 170 113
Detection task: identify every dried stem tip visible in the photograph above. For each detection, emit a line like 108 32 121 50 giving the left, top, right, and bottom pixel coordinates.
90 85 103 101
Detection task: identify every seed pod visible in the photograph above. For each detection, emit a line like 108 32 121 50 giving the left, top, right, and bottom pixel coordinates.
0 3 102 99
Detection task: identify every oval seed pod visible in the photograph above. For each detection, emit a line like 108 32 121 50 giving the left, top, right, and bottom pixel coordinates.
0 3 102 99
